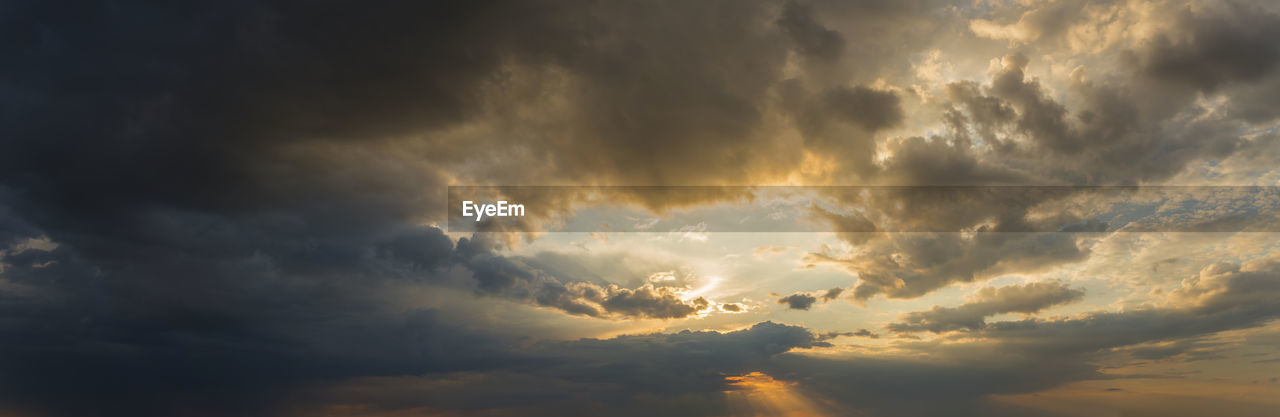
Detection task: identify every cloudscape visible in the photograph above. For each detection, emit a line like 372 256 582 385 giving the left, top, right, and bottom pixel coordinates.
3 1 1280 416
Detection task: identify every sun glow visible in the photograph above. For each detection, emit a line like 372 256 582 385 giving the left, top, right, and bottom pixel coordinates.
724 372 836 417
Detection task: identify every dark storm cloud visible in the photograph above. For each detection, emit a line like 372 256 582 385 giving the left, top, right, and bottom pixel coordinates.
1155 4 1280 124
781 81 905 178
0 0 842 249
2 0 892 412
0 238 518 416
888 281 1084 333
824 86 904 132
290 321 837 417
289 318 1104 417
777 0 845 60
1224 76 1280 124
0 200 537 416
873 135 1031 185
1135 3 1280 93
2 0 1280 416
0 219 706 417
0 0 518 223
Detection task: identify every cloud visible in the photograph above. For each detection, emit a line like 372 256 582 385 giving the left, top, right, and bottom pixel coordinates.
1123 338 1229 362
809 205 879 245
1135 2 1280 93
0 218 714 416
2 0 1280 416
821 86 904 132
0 0 945 412
817 329 879 340
888 281 1085 333
777 293 818 310
797 41 1274 299
777 0 845 61
597 285 710 319
775 285 848 310
807 231 1088 300
925 260 1280 363
967 0 1085 45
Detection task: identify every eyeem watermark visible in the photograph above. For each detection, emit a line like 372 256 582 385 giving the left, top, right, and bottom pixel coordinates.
461 200 524 221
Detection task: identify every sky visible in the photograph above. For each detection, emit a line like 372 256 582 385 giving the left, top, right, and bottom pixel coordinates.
2 0 1280 416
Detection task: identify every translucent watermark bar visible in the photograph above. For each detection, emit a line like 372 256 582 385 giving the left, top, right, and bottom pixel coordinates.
447 186 1280 233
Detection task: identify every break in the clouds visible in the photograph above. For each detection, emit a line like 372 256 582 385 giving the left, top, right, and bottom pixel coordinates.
456 234 712 319
3 0 1280 416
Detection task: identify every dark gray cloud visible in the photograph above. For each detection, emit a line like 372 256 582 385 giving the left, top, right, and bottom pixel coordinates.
809 203 880 245
776 286 849 310
823 85 904 132
777 0 845 60
0 1 865 411
597 286 709 319
272 317 1115 417
777 292 818 310
781 81 905 179
888 281 1085 333
1136 3 1280 93
0 212 709 417
287 321 838 417
0 0 850 412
